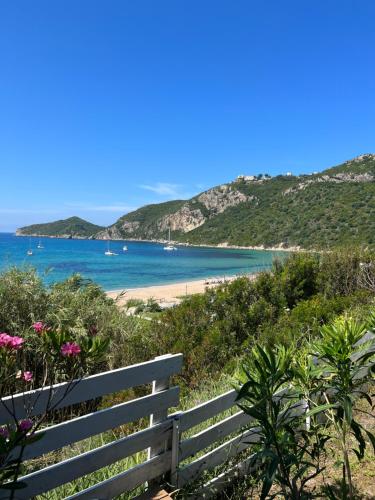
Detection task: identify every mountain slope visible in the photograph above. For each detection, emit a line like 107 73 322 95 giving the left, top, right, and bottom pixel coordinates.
16 217 104 238
96 154 375 249
16 154 375 249
98 183 257 241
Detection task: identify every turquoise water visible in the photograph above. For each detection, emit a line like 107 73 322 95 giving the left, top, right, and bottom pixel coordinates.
0 233 284 291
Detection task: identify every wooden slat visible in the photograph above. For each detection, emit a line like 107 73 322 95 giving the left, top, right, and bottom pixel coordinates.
178 386 290 434
148 355 172 462
13 387 179 461
0 354 183 424
179 410 252 461
178 427 261 487
354 330 375 346
16 420 173 498
68 451 172 499
178 389 237 433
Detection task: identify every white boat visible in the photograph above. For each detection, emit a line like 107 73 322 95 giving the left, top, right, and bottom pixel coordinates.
104 242 117 256
123 245 128 251
163 228 177 251
27 238 33 255
37 239 44 249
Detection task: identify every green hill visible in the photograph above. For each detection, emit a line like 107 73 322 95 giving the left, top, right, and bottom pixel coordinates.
17 154 375 249
97 154 375 249
16 217 104 238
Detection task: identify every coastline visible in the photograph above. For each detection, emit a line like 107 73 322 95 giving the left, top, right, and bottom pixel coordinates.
106 273 257 305
16 233 304 253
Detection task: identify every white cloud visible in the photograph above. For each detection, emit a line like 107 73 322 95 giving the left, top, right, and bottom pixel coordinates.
138 182 183 197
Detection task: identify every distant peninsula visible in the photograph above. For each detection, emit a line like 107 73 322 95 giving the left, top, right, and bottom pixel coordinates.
16 216 104 239
16 154 375 249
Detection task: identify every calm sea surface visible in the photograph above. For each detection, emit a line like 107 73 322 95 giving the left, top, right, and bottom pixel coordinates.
0 233 285 291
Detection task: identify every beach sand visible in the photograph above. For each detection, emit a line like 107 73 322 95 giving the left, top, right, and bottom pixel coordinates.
106 274 257 307
106 279 221 305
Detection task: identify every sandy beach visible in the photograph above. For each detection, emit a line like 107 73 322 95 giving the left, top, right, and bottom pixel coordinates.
106 275 248 306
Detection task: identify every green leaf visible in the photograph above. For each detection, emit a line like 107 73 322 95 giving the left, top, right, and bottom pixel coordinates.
240 404 265 422
236 380 253 401
306 403 335 417
261 455 279 500
353 390 373 407
343 396 353 424
350 419 365 460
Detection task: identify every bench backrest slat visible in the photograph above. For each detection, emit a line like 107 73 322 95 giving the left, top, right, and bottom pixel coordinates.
0 354 183 424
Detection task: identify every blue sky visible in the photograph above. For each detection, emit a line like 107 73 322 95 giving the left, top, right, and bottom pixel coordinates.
1 1 374 231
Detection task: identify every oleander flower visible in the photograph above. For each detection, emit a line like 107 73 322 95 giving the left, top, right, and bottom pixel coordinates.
0 426 9 439
18 419 33 432
22 371 33 382
32 321 46 333
8 336 24 350
0 333 24 350
60 342 81 357
0 332 12 348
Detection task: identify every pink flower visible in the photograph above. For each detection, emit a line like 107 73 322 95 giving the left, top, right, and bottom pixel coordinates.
8 336 24 350
60 342 81 357
0 333 12 348
0 333 24 350
18 419 33 432
22 371 33 382
0 427 9 439
32 321 45 333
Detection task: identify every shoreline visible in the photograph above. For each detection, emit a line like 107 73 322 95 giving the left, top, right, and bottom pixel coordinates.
16 233 304 253
106 273 257 305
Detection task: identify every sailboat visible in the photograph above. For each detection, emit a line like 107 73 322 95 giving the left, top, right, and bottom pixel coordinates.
163 228 177 251
37 239 44 249
104 242 117 256
27 238 33 256
123 245 128 251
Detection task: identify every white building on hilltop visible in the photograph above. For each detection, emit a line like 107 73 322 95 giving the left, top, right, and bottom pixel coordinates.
237 174 256 181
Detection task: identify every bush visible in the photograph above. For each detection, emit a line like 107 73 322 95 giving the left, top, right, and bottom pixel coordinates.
0 268 153 375
273 253 320 307
237 313 375 499
318 247 375 297
152 249 375 387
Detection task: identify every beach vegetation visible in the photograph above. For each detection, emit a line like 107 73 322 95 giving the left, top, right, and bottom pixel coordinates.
152 248 375 386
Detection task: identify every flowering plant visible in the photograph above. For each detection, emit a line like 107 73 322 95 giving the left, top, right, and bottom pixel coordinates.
0 322 109 493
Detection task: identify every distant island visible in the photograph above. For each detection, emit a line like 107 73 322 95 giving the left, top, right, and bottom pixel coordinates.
16 154 375 249
16 216 104 239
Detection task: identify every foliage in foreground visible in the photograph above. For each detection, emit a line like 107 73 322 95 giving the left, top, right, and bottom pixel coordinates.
237 316 375 500
0 320 108 492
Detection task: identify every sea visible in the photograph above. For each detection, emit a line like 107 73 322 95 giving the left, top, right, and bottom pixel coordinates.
0 233 285 291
